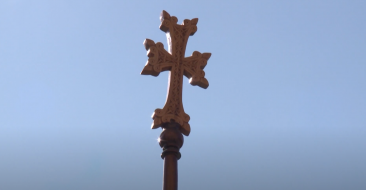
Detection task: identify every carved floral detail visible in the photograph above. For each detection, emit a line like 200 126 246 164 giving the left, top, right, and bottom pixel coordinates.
141 10 211 136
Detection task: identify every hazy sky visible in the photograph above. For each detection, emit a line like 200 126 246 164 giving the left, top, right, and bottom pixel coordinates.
0 0 365 190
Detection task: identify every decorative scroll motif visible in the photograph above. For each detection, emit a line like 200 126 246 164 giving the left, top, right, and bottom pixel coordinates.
141 10 211 136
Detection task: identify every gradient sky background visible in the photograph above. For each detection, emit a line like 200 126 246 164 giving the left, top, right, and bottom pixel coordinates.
1 0 365 190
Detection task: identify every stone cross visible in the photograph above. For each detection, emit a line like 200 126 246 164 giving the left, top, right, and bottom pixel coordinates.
141 10 211 136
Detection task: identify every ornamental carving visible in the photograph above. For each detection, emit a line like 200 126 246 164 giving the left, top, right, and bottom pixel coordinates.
141 10 211 136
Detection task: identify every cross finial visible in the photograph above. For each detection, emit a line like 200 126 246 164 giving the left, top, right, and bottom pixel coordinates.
141 10 211 136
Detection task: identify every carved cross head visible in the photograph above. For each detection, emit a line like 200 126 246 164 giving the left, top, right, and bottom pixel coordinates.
141 10 211 136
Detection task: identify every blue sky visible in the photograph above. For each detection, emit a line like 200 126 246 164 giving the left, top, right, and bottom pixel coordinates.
0 0 365 189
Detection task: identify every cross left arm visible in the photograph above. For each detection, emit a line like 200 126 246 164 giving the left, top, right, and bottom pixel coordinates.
141 39 174 76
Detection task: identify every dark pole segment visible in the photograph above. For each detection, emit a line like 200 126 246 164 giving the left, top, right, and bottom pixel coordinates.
159 122 184 190
163 154 178 190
